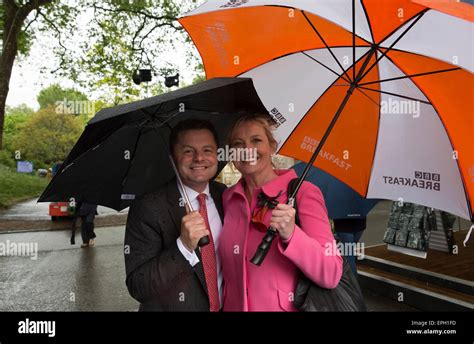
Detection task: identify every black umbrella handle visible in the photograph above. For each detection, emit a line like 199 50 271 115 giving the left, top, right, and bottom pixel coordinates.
198 235 210 247
250 227 278 266
250 194 296 266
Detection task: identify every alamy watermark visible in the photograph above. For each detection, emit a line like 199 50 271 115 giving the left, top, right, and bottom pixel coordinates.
325 241 365 260
217 146 258 165
381 98 420 118
18 318 55 338
55 98 96 116
0 240 38 260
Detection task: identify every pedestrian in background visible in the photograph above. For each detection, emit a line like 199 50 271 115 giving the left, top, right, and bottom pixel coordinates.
334 218 367 274
79 202 98 248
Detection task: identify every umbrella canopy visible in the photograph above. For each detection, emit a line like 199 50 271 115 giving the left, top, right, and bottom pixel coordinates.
179 0 474 222
38 77 268 210
292 162 379 219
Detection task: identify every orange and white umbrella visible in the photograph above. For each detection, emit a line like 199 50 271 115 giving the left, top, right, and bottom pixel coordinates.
179 1 474 237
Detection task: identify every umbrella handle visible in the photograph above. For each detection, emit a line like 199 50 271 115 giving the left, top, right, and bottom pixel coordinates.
198 235 210 247
250 227 278 266
250 191 297 266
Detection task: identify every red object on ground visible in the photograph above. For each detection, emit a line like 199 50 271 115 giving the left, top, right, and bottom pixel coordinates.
49 202 70 220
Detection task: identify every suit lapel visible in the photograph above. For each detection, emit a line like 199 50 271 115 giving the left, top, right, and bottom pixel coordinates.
209 182 225 223
166 180 186 237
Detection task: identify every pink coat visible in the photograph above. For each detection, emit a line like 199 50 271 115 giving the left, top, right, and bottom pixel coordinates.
219 169 343 311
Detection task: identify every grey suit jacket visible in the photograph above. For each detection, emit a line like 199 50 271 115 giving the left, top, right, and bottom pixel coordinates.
124 179 226 311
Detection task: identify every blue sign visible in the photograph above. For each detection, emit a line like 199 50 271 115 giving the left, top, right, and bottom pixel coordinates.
17 161 33 173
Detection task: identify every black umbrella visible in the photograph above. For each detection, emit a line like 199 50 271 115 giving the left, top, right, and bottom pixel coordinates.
38 77 267 211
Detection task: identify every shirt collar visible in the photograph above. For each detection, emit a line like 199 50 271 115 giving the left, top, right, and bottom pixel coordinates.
178 181 211 203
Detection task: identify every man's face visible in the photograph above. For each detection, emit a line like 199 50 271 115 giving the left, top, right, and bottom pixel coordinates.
173 129 218 192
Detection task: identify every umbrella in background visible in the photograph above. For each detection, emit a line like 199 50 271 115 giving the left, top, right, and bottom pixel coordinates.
292 162 379 219
38 77 268 211
179 0 474 262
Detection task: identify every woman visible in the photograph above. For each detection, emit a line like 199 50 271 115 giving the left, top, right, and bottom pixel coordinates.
219 113 343 311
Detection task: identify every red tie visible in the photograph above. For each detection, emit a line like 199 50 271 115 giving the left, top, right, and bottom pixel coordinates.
197 193 220 312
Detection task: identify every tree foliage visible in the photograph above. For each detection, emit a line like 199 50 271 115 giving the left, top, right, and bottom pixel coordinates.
0 0 203 148
37 83 88 109
3 103 34 152
5 103 34 117
12 106 84 168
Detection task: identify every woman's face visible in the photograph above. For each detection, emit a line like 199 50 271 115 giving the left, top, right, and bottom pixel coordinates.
230 121 276 177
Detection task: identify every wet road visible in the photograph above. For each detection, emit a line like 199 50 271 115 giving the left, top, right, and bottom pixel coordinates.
0 198 128 221
1 199 471 311
0 226 138 311
0 203 420 312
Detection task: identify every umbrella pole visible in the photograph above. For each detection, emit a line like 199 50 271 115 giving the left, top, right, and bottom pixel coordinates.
251 47 376 266
289 47 376 199
169 155 210 247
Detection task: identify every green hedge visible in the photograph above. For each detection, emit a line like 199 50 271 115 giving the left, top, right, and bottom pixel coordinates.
0 164 49 209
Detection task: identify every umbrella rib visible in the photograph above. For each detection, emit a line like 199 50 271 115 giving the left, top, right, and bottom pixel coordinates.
355 87 380 107
358 86 431 105
159 110 183 127
148 99 166 119
275 50 371 155
360 0 375 44
301 51 351 83
352 0 356 81
301 10 352 83
358 67 461 86
359 10 428 82
140 101 181 129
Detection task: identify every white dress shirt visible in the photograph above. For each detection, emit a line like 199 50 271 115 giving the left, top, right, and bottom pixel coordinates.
176 182 224 305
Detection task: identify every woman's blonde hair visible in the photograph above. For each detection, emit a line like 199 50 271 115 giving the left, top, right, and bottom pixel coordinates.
227 112 278 151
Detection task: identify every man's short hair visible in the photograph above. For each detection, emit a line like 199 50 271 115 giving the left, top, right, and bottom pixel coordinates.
169 118 219 154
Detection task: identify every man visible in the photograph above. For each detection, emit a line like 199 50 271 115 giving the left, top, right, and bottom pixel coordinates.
124 119 226 311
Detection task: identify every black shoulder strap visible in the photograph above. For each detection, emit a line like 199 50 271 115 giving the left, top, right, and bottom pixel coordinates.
288 178 301 227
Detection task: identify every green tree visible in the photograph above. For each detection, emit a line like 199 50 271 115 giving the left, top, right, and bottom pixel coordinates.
191 63 206 85
12 106 84 168
37 83 88 109
5 103 34 117
0 0 202 149
3 103 34 152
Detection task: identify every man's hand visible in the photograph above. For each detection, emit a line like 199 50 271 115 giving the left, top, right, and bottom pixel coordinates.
180 211 209 252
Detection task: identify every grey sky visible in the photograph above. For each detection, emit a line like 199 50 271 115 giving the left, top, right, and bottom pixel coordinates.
6 2 203 110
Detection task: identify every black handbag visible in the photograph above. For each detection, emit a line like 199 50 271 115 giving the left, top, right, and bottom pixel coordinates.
288 178 367 312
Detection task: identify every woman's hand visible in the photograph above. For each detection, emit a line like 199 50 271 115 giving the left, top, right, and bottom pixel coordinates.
270 203 296 240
